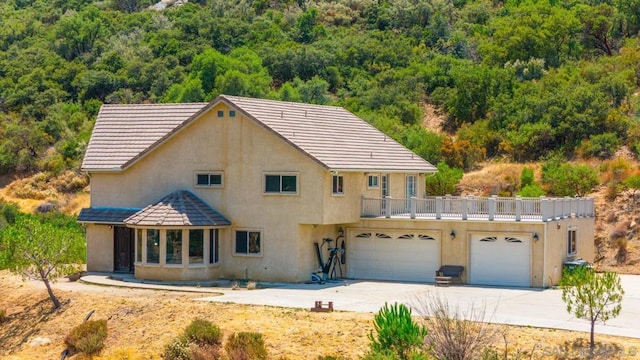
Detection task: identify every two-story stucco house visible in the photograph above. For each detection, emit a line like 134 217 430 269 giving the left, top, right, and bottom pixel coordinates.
78 95 595 287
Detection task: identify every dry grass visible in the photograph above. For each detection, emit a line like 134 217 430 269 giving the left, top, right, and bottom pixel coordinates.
1 271 640 360
458 162 540 196
0 172 89 215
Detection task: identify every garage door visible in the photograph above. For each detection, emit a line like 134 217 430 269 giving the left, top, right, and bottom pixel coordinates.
469 234 531 287
347 230 440 282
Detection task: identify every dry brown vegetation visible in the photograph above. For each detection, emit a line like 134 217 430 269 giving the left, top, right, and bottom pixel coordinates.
0 171 89 214
1 271 640 359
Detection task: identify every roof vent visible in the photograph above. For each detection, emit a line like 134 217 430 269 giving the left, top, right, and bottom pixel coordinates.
280 111 283 118
305 110 307 117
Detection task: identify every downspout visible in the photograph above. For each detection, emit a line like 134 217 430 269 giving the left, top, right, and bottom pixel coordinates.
542 223 548 287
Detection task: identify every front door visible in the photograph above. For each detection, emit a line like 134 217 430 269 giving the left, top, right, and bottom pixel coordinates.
114 226 134 273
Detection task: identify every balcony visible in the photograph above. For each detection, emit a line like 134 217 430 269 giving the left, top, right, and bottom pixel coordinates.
361 195 594 222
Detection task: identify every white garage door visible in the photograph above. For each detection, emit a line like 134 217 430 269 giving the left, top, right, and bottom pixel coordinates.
347 230 440 282
469 234 531 287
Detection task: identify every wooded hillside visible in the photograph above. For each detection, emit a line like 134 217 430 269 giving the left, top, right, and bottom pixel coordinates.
0 0 639 176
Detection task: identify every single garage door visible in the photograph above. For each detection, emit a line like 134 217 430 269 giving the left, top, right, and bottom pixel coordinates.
347 229 440 282
469 234 531 287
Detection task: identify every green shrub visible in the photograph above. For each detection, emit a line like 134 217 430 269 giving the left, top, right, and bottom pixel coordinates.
225 332 268 360
368 303 427 360
163 337 192 360
64 319 107 356
425 162 464 195
517 184 545 197
580 133 620 159
183 318 222 346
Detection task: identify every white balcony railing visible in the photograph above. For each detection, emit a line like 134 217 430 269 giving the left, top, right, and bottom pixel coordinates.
361 195 594 222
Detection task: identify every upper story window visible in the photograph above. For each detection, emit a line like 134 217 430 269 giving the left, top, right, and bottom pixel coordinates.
568 228 577 256
196 172 223 187
368 175 379 189
264 173 297 194
406 175 417 198
332 175 344 195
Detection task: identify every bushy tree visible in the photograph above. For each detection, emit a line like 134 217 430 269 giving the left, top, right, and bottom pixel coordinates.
560 267 624 352
0 213 85 309
425 162 463 196
542 161 599 197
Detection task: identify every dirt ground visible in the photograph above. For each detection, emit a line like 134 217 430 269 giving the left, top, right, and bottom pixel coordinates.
1 271 640 360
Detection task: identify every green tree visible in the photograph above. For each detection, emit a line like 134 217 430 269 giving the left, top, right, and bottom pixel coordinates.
425 162 463 196
0 213 86 309
542 162 599 197
560 267 624 352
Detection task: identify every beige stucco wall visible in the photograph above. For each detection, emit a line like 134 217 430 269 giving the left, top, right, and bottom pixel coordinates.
86 224 114 272
543 217 595 286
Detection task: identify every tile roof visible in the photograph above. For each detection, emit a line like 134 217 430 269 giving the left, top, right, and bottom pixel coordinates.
82 103 208 170
82 95 436 173
123 190 231 227
222 96 435 172
77 208 141 224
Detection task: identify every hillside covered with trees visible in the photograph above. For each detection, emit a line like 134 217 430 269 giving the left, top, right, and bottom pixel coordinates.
0 0 639 176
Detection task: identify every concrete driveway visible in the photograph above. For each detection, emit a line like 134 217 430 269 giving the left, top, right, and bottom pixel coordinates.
81 273 640 339
197 275 640 339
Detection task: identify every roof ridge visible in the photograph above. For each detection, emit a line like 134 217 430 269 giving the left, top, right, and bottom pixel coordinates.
101 102 209 107
221 94 345 111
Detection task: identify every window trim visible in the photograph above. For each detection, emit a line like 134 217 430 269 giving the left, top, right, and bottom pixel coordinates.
332 174 344 195
195 171 224 188
567 228 577 256
233 228 263 256
367 174 379 189
263 172 298 195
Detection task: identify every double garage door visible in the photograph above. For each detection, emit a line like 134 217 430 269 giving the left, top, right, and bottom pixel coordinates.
347 229 531 287
469 234 531 287
347 229 440 282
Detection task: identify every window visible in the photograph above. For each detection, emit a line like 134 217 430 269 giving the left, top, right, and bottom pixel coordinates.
332 175 344 195
196 172 223 187
217 110 224 117
146 229 160 264
264 174 297 194
368 175 379 188
209 229 219 264
136 229 142 263
568 229 577 255
405 175 417 198
235 230 261 255
166 229 183 265
229 110 236 117
189 229 204 265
